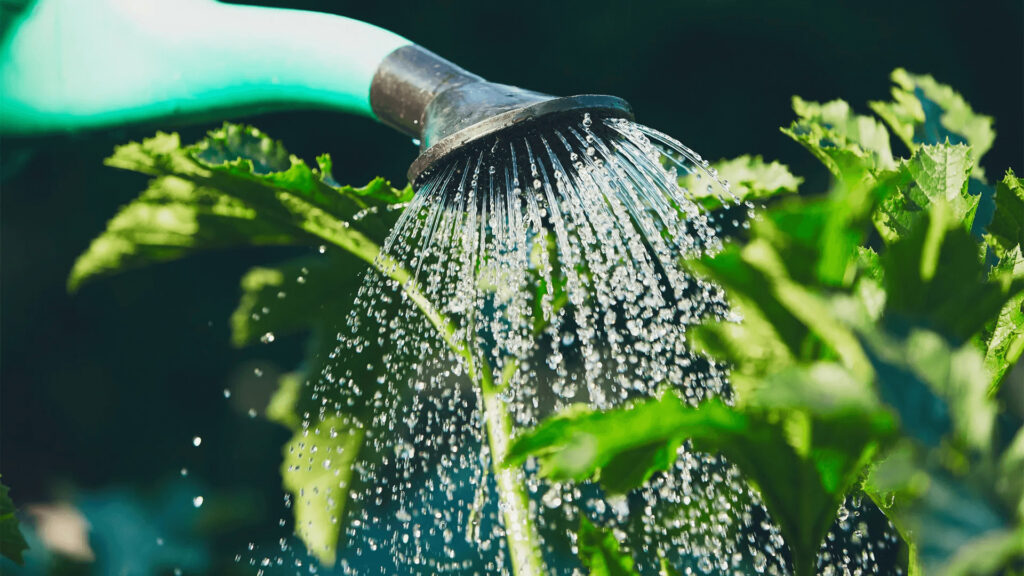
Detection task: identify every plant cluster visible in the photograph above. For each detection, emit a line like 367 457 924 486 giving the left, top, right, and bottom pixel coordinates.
508 69 1024 576
2 69 1020 575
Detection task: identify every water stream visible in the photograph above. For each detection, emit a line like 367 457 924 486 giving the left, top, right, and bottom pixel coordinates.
266 116 896 575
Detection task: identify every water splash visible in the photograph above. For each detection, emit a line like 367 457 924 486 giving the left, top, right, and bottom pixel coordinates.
253 116 897 575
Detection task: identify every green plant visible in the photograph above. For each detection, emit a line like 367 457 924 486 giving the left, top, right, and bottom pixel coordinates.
68 69 1023 575
1 477 29 565
67 124 547 572
507 70 1024 575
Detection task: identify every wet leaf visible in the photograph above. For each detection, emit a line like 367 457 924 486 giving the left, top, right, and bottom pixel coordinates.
681 155 801 210
282 416 363 567
577 516 639 576
69 124 404 291
509 364 896 576
230 253 360 348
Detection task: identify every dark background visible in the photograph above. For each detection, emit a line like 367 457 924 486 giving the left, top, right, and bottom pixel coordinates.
2 0 1022 573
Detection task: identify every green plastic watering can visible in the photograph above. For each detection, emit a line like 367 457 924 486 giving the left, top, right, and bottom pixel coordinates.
0 0 632 184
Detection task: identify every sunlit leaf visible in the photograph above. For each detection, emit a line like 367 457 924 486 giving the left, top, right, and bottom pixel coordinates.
905 143 978 230
69 124 404 291
577 516 639 576
509 365 896 576
881 205 1018 342
282 415 363 566
681 155 801 210
870 69 995 176
782 97 896 177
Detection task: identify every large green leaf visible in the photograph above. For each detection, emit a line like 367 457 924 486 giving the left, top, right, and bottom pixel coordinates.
881 205 1020 342
0 477 28 565
872 142 982 248
870 69 995 174
230 253 361 348
680 154 801 210
282 415 364 567
72 124 418 567
864 442 1013 575
782 97 896 177
905 143 979 230
862 328 995 452
508 364 896 576
577 516 639 576
69 124 405 291
692 236 873 380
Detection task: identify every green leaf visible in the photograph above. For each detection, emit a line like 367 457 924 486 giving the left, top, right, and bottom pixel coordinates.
681 155 801 210
881 205 1018 342
282 415 363 567
230 253 360 348
986 169 1024 259
863 328 995 452
688 293 795 395
782 97 896 177
0 478 28 565
266 372 304 431
983 246 1024 392
577 516 639 576
870 69 995 174
864 443 1010 574
509 367 896 576
695 236 873 380
906 143 978 229
996 427 1024 522
941 527 1024 576
69 124 404 291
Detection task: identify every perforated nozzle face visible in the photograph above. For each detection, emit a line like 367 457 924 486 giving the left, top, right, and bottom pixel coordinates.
369 45 633 187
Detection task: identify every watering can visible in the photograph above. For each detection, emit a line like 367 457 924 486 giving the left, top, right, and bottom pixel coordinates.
0 0 630 184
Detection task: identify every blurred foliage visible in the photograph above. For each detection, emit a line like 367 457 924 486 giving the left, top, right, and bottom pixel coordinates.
508 70 1024 576
1 477 29 565
66 124 409 566
577 516 636 576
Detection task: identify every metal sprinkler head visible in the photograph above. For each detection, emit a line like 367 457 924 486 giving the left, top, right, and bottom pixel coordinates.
369 46 634 187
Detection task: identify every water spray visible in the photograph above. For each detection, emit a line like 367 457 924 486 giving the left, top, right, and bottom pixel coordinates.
2 2 754 574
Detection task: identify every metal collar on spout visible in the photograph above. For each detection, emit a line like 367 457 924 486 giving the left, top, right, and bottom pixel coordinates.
370 46 633 187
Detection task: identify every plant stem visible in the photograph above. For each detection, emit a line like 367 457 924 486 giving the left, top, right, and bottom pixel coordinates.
478 362 546 576
360 244 545 575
